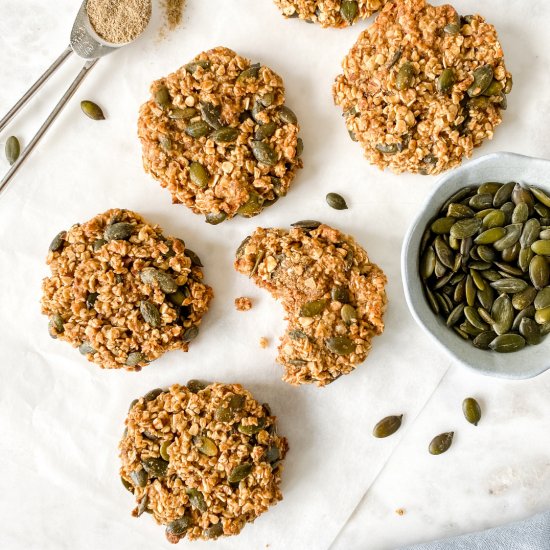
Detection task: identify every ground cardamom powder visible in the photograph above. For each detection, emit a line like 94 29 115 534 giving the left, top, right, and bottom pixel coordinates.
86 0 152 44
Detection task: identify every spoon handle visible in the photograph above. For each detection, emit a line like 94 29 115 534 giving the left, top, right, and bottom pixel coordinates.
0 46 73 133
0 58 99 198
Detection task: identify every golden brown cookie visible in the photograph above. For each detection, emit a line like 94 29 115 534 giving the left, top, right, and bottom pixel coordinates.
273 0 389 28
119 383 288 542
235 221 387 386
333 0 512 175
138 47 303 224
41 209 212 370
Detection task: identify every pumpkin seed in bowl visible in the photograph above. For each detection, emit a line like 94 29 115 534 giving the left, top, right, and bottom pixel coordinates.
138 47 303 223
41 209 213 370
235 223 387 386
333 0 512 175
419 182 550 353
119 382 288 542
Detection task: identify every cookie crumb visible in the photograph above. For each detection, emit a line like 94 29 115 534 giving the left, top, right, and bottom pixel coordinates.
395 508 406 516
259 337 269 348
235 297 252 311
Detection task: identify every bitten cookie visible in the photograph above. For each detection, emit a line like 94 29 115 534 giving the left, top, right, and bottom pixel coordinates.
273 0 389 28
41 209 212 370
234 221 387 386
119 382 288 542
333 0 512 175
138 47 303 224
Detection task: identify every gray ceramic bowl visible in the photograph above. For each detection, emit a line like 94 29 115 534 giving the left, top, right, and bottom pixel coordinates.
401 152 550 379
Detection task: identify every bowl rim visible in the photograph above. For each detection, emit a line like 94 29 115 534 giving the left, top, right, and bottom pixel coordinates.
401 151 550 380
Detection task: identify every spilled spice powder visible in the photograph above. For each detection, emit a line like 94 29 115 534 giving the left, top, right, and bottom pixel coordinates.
86 0 152 44
160 0 186 34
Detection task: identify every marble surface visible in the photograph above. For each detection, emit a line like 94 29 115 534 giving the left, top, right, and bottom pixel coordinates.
0 1 549 549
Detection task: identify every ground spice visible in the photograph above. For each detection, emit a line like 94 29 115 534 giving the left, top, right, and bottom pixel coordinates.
86 0 152 44
160 0 186 34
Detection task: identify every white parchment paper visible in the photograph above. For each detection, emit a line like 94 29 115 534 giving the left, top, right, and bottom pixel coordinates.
1 1 549 549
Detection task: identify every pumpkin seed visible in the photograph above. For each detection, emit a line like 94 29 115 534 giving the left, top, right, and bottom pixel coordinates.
300 299 327 317
168 107 197 120
255 121 277 141
512 286 538 310
250 140 278 165
467 65 493 97
477 245 496 262
512 306 535 331
437 68 455 94
140 268 178 294
187 379 208 393
215 407 232 422
489 333 526 352
490 278 528 294
50 313 64 333
473 331 497 350
535 307 550 324
193 435 218 457
540 229 550 240
237 63 261 83
130 469 148 488
512 184 534 209
375 143 398 154
279 106 298 125
166 516 192 537
229 394 245 411
491 182 514 207
125 352 146 367
291 220 321 230
462 398 481 426
182 326 199 342
470 269 486 291
464 306 489 331
530 186 550 208
104 222 133 241
529 255 550 289
482 210 506 229
512 203 530 224
326 192 348 210
434 237 454 269
447 203 474 219
154 86 171 109
446 303 465 327
470 193 493 211
341 304 358 325
5 136 20 164
396 62 415 90
93 238 106 251
387 49 403 69
519 247 534 272
238 418 266 435
228 463 253 483
205 212 227 225
532 240 550 255
79 342 95 355
204 523 223 538
429 432 454 455
159 441 171 461
493 224 522 251
519 317 542 345
331 286 350 303
482 79 503 97
373 415 403 438
542 322 550 336
185 60 211 73
185 120 210 138
143 388 163 401
325 336 355 355
237 190 263 217
187 488 207 513
464 274 476 306
142 457 169 477
431 217 456 234
450 217 482 239
535 287 550 310
492 294 514 335
211 127 239 143
477 284 495 310
189 162 210 188
136 494 149 517
49 230 66 252
80 100 105 120
340 0 358 23
520 219 540 248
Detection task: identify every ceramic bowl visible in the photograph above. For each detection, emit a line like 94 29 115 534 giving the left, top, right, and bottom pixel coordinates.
401 152 550 379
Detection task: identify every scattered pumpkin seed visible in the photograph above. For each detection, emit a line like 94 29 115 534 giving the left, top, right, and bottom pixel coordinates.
166 516 192 537
204 523 223 538
142 457 169 477
375 143 398 154
325 336 355 355
193 435 218 457
80 100 105 120
340 0 358 23
140 301 161 327
437 68 455 94
182 326 199 342
462 398 481 426
186 120 210 138
467 65 493 97
211 127 239 143
300 299 327 317
125 352 146 367
238 418 266 435
279 105 298 125
429 432 454 455
396 62 415 90
205 212 227 225
168 107 197 120
49 231 66 252
5 136 20 164
104 222 133 241
189 162 210 188
79 342 95 355
372 415 403 438
326 192 348 210
187 379 208 393
187 488 207 512
136 494 149 517
251 140 278 165
237 63 260 82
154 86 171 109
228 463 253 483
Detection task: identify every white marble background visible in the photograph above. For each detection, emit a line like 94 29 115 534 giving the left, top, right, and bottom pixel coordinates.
0 1 549 549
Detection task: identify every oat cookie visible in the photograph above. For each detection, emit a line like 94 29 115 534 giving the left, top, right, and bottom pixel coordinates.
119 382 288 542
138 47 303 224
234 222 387 386
274 0 389 28
333 0 512 175
41 209 213 370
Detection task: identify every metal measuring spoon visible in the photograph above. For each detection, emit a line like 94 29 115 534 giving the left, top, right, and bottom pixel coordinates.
0 0 150 195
